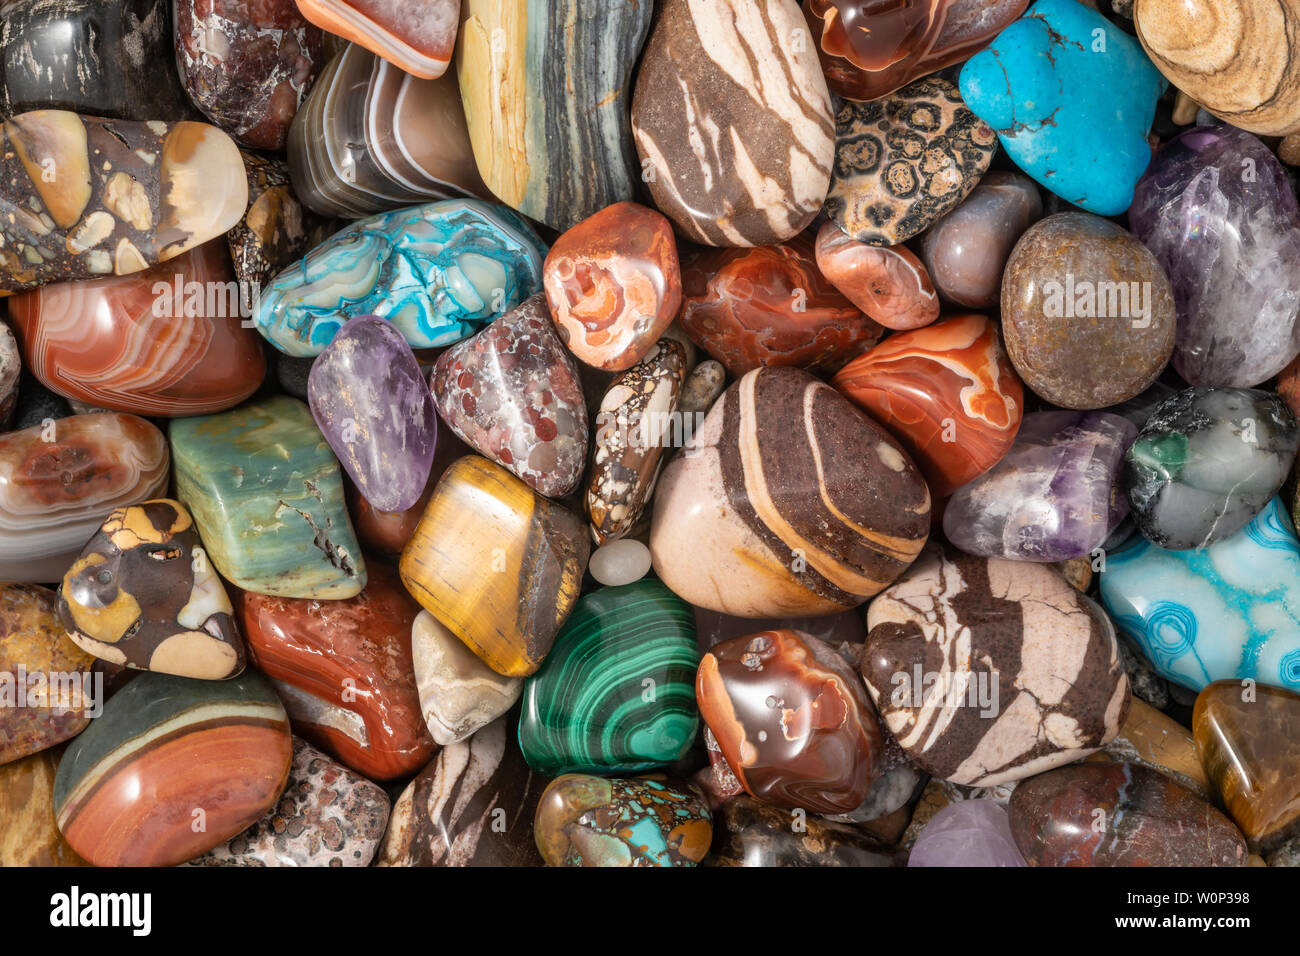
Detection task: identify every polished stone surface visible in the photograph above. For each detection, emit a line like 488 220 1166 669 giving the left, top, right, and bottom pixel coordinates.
412 610 521 747
707 794 902 867
296 0 457 77
814 223 940 331
909 799 1026 867
228 152 324 296
0 749 89 866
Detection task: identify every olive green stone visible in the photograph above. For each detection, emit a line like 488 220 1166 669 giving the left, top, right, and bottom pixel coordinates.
169 396 366 599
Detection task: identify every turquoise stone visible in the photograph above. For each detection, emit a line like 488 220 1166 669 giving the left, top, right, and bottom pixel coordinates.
170 396 366 599
253 198 547 357
1099 497 1300 692
518 580 700 775
958 0 1166 216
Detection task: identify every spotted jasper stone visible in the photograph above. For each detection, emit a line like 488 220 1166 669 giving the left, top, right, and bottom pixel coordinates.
58 499 245 681
826 76 996 246
587 340 688 544
0 112 247 291
228 152 323 295
864 546 1131 786
650 366 931 617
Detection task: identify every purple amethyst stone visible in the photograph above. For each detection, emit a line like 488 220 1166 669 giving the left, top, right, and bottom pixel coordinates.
909 799 1027 867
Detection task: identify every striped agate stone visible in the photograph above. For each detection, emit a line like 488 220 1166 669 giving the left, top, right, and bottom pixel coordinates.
650 366 931 617
52 670 293 867
518 580 700 775
288 43 486 219
294 0 458 79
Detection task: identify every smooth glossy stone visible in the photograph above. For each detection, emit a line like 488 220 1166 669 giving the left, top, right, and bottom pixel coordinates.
804 0 1029 102
693 606 866 656
958 0 1166 215
909 800 1026 867
679 360 726 420
0 323 19 429
58 499 244 681
288 43 485 219
1129 125 1300 387
1099 497 1300 692
432 295 588 499
0 412 169 583
588 538 652 587
651 366 931 617
175 0 323 150
679 236 884 379
1124 387 1298 550
826 76 996 246
1092 697 1211 800
708 794 902 867
520 580 699 775
458 0 649 231
1001 213 1176 409
399 456 590 678
534 773 711 867
1134 0 1300 136
255 198 545 358
412 610 521 747
631 0 833 247
543 202 681 373
185 737 390 867
814 223 939 331
229 152 321 297
832 314 1024 498
1194 681 1300 853
698 629 882 814
308 315 437 514
0 584 97 765
1008 761 1247 866
52 670 292 867
919 170 1042 309
0 112 247 292
0 0 194 120
377 716 544 867
0 750 89 865
295 0 457 77
170 396 366 599
239 563 435 781
865 547 1131 785
944 411 1137 561
587 340 687 544
7 240 266 417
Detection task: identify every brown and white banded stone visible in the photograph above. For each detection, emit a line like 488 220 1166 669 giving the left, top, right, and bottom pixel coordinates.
863 547 1131 786
650 365 931 617
631 0 834 247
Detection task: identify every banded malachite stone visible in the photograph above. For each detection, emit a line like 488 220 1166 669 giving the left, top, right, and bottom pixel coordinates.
518 580 699 775
170 396 366 600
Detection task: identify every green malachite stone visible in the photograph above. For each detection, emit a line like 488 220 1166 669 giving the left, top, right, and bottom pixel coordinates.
169 396 366 600
518 579 699 774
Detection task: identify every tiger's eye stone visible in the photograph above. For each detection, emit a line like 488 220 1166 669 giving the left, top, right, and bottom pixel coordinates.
679 236 884 379
832 314 1023 497
52 670 293 868
0 749 89 866
0 584 97 765
814 222 940 331
399 456 589 678
0 412 170 583
519 580 700 775
58 499 245 681
0 112 248 292
534 773 712 867
170 396 367 600
697 629 883 814
239 563 437 781
543 202 682 373
7 240 267 417
1194 681 1300 854
650 366 931 618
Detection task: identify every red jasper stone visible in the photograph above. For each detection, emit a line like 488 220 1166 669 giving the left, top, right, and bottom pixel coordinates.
238 562 437 780
814 221 939 331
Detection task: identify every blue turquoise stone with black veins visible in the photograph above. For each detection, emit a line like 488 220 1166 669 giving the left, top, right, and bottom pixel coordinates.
518 579 699 775
1099 496 1300 692
958 0 1166 216
253 198 547 357
1122 386 1299 550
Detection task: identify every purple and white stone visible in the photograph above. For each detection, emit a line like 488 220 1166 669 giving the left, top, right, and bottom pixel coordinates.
943 411 1137 562
908 799 1027 867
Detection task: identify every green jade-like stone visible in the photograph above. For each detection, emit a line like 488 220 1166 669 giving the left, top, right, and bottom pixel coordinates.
169 395 366 599
519 579 699 774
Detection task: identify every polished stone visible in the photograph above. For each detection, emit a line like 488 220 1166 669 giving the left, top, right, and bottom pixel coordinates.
295 0 458 78
1093 697 1211 801
229 152 325 295
909 800 1026 867
0 749 89 866
587 538 653 588
0 323 18 429
412 610 521 747
170 396 366 599
708 795 903 867
814 223 940 331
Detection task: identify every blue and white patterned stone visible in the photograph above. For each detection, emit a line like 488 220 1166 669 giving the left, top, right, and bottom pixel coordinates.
253 198 547 357
1099 496 1300 693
